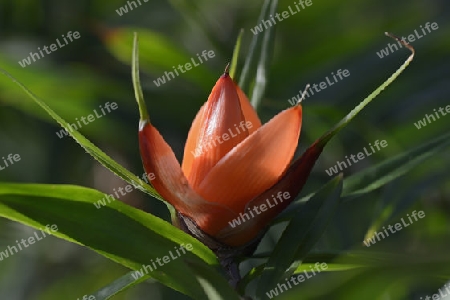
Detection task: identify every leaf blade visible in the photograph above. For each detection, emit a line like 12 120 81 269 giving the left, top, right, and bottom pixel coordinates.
229 29 244 80
185 259 241 300
92 271 150 300
0 68 165 205
343 131 450 198
256 175 343 298
238 0 278 111
0 183 219 299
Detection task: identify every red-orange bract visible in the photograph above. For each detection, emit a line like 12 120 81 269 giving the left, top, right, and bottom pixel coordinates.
139 69 321 247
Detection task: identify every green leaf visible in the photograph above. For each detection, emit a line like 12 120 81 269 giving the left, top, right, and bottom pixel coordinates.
92 271 150 300
363 184 395 241
103 27 215 90
165 0 228 61
249 0 278 109
0 67 165 205
0 183 219 299
256 175 343 298
269 33 416 225
185 259 241 300
279 251 450 300
0 56 116 133
92 247 242 300
131 32 175 217
342 130 450 199
316 33 415 148
229 29 244 80
239 250 363 293
238 0 278 110
363 167 448 241
275 108 448 225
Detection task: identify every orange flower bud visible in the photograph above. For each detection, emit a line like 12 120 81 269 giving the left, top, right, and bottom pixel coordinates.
139 68 319 248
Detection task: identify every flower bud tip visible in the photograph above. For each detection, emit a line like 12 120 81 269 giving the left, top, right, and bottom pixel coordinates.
224 63 230 75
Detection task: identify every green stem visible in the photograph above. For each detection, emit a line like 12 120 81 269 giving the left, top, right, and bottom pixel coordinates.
318 32 415 147
132 32 150 123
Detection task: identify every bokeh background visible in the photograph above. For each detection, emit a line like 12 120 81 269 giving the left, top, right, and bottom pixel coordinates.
0 0 449 299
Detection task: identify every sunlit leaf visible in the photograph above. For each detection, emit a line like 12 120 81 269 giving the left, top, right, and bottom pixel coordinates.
0 67 165 204
0 183 219 299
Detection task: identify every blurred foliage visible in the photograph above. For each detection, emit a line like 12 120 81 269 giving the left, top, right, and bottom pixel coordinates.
0 0 449 299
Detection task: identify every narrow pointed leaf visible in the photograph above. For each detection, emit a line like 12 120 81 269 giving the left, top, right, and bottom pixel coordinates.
229 29 244 79
0 68 164 205
316 33 415 148
92 271 150 300
281 252 450 300
249 0 278 109
239 0 278 110
363 183 395 241
256 175 343 298
103 27 215 90
342 130 450 199
0 183 219 299
276 131 449 223
185 259 241 300
273 35 416 222
240 250 388 292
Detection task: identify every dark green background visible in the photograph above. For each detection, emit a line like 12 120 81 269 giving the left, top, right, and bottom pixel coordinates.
0 0 449 299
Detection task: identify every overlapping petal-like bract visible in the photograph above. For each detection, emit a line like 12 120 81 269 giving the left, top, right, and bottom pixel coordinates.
139 70 318 247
